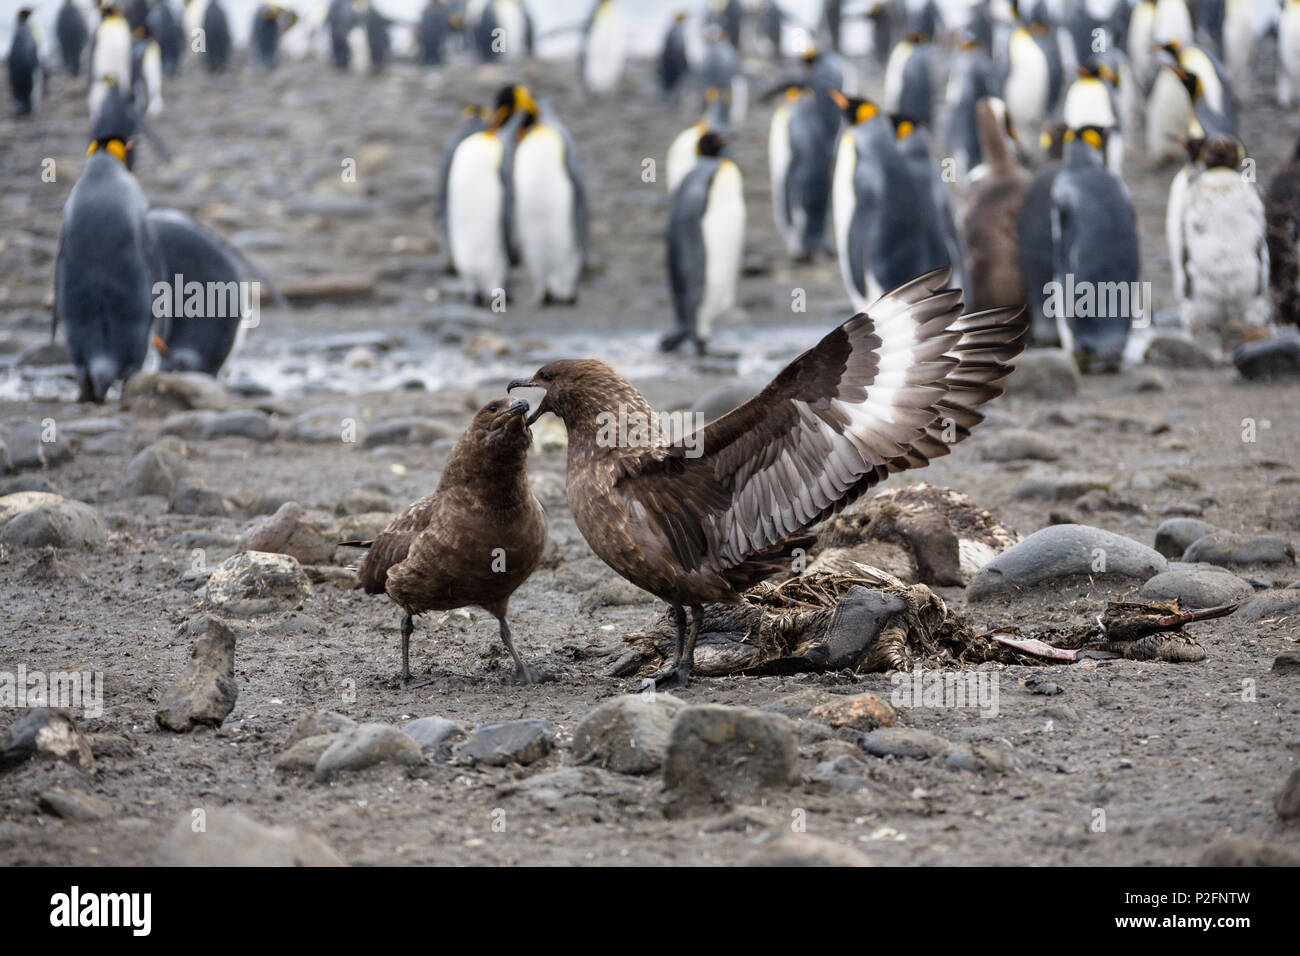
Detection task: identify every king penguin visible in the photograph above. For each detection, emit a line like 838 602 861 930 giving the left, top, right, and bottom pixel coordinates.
1048 125 1141 372
581 0 627 96
883 31 934 128
891 114 969 294
436 106 488 273
767 83 836 260
91 4 134 116
513 99 588 305
1175 135 1271 351
55 125 162 402
1002 0 1052 146
202 0 232 71
831 93 951 311
56 0 90 76
146 0 183 75
7 9 41 116
666 87 729 193
1127 0 1157 87
945 31 1001 184
253 4 299 68
147 208 281 376
131 25 164 116
1016 122 1069 345
417 0 450 66
1221 0 1253 88
1063 60 1122 173
663 132 746 354
444 85 531 304
658 11 689 100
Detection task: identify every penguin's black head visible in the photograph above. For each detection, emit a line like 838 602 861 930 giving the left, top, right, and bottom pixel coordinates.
489 84 537 129
1039 121 1069 159
1201 135 1245 170
17 8 33 22
1173 66 1202 101
889 113 923 141
697 131 727 157
1064 125 1109 155
829 89 878 126
87 137 132 165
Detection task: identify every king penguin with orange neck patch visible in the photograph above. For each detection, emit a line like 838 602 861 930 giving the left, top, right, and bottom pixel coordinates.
54 126 163 402
663 131 746 355
512 98 588 305
444 84 532 304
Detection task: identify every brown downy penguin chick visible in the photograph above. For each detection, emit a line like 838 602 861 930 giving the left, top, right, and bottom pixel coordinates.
351 397 547 687
962 97 1030 312
510 268 1027 688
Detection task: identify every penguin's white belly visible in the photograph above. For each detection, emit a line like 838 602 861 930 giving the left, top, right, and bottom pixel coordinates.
1005 34 1049 130
729 76 748 126
768 105 795 250
1152 0 1192 47
666 125 701 193
832 133 868 312
1222 0 1254 83
882 43 911 113
447 133 507 298
514 127 580 300
698 161 745 337
495 1 526 60
348 25 369 72
143 42 164 115
584 9 626 94
1063 79 1115 129
1181 174 1267 306
183 1 209 47
1127 5 1155 84
1146 70 1192 159
92 20 132 84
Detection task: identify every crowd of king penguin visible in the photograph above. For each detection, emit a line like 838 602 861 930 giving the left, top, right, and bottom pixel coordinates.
5 0 1300 402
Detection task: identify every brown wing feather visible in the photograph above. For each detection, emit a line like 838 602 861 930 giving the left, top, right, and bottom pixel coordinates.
613 269 1028 582
355 494 442 595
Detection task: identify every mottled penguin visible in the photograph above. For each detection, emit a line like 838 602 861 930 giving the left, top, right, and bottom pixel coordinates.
1176 135 1271 350
663 132 746 354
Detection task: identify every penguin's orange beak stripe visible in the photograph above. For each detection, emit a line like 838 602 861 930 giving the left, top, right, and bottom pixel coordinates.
87 139 129 163
152 334 170 356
